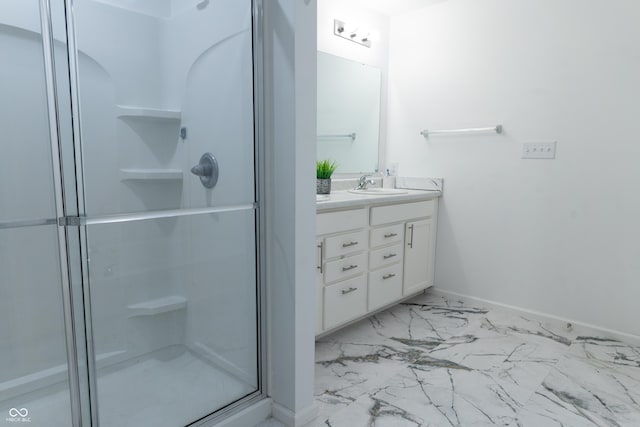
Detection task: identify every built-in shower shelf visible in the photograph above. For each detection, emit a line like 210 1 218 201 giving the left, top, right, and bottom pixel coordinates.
117 105 181 121
127 296 187 317
120 169 183 181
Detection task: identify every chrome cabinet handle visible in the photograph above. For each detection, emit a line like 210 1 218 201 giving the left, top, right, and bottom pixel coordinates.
384 232 398 238
342 241 359 248
317 242 324 273
341 287 358 295
383 273 396 280
342 265 358 272
383 253 397 259
408 224 415 248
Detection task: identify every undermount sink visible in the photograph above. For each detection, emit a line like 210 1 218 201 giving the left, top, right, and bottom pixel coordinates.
348 188 409 196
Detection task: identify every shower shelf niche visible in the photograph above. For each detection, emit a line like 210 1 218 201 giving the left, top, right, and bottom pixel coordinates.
120 168 183 181
127 296 187 317
116 105 181 121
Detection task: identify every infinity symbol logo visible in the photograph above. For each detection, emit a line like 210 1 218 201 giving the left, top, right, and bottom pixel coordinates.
9 408 28 417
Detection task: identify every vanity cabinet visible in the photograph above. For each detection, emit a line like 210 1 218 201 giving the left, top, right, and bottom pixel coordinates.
316 198 438 336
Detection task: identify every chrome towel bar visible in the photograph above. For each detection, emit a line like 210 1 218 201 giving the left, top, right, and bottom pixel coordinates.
420 125 502 138
317 132 356 141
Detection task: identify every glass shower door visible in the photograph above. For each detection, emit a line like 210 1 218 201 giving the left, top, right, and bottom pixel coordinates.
0 1 75 425
61 0 261 425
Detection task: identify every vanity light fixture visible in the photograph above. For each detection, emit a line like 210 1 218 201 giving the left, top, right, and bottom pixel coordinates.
334 19 372 48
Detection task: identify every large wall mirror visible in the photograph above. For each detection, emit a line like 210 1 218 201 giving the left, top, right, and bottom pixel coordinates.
317 51 381 174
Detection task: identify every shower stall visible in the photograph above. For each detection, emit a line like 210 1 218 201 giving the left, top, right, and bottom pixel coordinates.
1 0 264 425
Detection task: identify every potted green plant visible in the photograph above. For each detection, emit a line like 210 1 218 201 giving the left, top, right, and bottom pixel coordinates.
316 159 337 194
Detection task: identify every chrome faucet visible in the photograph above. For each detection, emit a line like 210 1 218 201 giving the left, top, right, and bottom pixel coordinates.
354 174 375 190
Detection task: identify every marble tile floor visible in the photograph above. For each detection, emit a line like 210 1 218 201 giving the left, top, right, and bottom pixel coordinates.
314 291 640 426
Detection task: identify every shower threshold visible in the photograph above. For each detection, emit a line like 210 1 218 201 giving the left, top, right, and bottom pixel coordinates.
0 346 255 426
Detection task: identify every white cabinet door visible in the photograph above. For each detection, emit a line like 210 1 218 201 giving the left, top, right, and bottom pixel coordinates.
403 219 433 295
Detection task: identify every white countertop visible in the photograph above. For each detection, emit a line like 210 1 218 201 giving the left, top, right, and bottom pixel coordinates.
316 189 441 212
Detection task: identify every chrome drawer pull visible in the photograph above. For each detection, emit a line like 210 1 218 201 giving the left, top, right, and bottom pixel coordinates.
342 241 359 248
383 253 397 259
341 287 358 295
384 232 398 238
342 265 358 272
383 273 396 280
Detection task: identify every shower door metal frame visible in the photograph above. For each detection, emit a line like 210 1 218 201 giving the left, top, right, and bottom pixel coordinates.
38 0 269 424
39 0 84 425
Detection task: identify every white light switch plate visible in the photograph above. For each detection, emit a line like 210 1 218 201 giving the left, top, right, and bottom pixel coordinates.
522 141 557 159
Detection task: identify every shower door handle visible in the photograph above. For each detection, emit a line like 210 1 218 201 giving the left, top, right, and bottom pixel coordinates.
191 153 219 189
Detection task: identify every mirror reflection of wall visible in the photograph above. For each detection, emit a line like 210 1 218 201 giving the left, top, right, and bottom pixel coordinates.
317 51 381 174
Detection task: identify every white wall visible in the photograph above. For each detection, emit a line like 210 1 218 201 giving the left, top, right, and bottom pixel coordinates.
387 0 640 337
264 0 317 424
317 0 390 172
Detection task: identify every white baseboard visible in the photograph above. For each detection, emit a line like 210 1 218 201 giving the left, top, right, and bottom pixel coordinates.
272 402 319 427
430 288 640 346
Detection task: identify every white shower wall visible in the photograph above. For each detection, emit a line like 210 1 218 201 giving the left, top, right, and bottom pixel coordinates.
0 2 56 223
71 0 186 367
161 0 257 381
74 0 258 380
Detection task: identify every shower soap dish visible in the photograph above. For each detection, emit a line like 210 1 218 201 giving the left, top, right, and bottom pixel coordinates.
127 296 187 317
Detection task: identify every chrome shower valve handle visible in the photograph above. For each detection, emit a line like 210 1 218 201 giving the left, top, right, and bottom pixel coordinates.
191 153 219 189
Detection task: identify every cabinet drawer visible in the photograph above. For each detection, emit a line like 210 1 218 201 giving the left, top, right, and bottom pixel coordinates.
369 243 403 270
370 224 404 248
324 252 367 284
324 230 368 259
324 275 367 330
317 208 367 235
370 200 434 226
368 264 403 311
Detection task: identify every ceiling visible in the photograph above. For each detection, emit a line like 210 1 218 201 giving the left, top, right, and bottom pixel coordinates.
346 0 445 16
